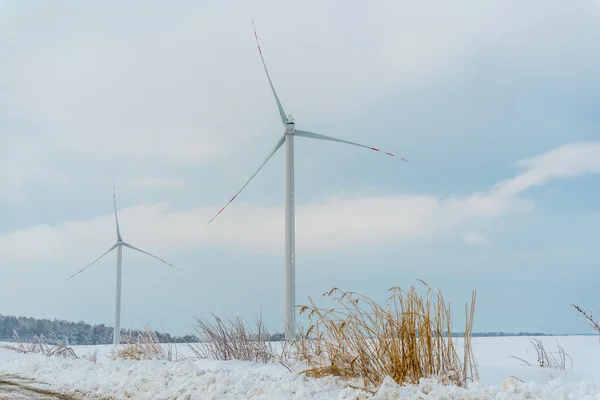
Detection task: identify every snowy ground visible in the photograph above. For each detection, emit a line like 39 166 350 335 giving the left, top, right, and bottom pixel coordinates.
0 336 599 399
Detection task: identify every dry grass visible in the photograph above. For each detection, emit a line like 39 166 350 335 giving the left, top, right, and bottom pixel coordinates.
571 303 600 334
292 281 478 388
189 314 274 363
509 338 572 370
112 326 176 361
82 348 99 363
2 331 78 359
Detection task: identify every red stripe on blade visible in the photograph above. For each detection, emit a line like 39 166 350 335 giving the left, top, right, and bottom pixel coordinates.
385 152 394 156
371 147 380 152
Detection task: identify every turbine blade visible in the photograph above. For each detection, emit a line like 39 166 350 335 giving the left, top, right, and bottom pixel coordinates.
209 135 286 223
64 243 118 282
252 19 287 125
121 242 178 271
113 179 122 241
295 130 408 162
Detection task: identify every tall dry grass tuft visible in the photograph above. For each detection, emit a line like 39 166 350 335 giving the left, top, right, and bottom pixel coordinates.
189 314 274 363
294 281 478 388
509 338 572 370
82 348 99 363
2 331 78 359
112 326 176 361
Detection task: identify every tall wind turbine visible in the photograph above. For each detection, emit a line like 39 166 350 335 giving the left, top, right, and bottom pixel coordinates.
209 21 407 340
65 182 177 345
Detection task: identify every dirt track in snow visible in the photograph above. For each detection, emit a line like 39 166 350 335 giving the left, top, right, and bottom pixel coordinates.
0 376 83 400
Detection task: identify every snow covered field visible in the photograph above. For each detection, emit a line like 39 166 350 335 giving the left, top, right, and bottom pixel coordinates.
0 335 599 399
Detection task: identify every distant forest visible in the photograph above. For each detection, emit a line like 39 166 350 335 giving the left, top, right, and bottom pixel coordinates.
0 314 589 345
0 314 286 345
0 314 198 345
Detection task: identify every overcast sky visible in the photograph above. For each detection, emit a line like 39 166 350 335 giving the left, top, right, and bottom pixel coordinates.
1 1 600 336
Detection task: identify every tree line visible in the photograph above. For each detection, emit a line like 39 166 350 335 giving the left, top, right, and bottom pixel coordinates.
0 314 286 345
0 314 197 345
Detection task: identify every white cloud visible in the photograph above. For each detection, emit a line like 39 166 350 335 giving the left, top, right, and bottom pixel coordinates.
495 142 600 197
2 141 598 263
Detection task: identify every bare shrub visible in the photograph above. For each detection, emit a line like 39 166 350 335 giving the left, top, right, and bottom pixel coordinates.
3 331 78 359
112 326 176 361
509 338 572 370
293 281 478 388
571 303 600 334
189 314 274 363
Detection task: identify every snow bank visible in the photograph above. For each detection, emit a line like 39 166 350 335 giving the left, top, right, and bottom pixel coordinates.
0 350 365 399
0 336 599 399
372 375 600 400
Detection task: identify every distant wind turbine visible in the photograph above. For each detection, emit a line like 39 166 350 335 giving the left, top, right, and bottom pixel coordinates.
65 182 177 345
208 21 407 340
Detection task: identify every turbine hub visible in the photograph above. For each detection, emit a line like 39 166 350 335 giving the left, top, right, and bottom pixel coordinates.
285 115 295 135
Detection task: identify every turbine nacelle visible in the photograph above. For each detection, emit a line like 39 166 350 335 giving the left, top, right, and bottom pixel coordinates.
285 115 295 135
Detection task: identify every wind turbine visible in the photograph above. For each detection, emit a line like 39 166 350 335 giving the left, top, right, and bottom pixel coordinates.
65 182 177 345
208 21 407 340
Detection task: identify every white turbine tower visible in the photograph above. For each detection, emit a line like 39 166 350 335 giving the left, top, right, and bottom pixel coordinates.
65 182 177 345
208 21 407 340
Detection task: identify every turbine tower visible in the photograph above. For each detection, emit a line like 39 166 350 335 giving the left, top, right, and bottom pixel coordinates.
65 182 177 345
209 21 407 340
